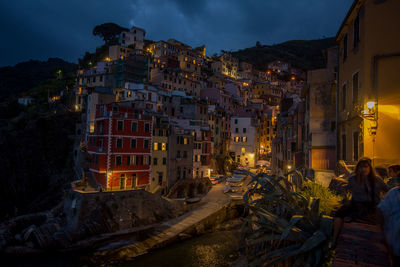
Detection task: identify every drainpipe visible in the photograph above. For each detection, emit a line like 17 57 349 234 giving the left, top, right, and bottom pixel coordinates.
336 50 340 166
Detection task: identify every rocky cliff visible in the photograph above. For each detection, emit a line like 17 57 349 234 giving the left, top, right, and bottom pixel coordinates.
0 189 191 253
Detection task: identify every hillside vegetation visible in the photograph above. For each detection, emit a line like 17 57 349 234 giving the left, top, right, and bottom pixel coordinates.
232 37 337 70
0 58 76 101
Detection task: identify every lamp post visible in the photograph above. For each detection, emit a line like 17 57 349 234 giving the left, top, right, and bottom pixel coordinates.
107 171 112 191
361 101 377 165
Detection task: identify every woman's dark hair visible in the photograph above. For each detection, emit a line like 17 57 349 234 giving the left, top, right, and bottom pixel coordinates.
355 157 377 205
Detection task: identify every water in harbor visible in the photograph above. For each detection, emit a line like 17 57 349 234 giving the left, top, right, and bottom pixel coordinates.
2 229 241 267
123 229 241 267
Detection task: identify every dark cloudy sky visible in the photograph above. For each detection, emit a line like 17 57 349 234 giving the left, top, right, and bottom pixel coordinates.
0 0 352 67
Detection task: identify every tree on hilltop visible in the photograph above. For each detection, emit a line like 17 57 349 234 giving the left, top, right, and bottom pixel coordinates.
92 22 129 44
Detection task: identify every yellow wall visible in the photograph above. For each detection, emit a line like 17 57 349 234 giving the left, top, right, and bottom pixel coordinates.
337 0 400 166
150 135 168 192
364 57 400 166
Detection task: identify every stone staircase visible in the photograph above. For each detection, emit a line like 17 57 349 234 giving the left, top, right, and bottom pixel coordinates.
333 222 390 267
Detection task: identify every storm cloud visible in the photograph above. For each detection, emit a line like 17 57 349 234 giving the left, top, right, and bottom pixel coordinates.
0 0 352 66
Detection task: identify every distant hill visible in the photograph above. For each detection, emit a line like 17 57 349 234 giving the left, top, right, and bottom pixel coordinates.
0 58 77 101
231 37 337 71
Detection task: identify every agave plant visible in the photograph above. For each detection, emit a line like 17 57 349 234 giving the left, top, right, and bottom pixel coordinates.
240 170 334 267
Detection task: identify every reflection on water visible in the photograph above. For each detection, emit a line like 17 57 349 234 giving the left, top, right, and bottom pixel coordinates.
2 230 241 267
122 230 241 267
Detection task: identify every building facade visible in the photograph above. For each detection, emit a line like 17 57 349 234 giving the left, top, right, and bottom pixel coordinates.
304 47 338 171
87 103 152 190
336 0 400 166
150 116 169 193
167 124 194 190
230 113 259 168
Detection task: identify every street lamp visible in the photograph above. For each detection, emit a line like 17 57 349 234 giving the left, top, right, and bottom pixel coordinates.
361 100 377 135
361 100 378 165
107 172 112 191
366 101 376 110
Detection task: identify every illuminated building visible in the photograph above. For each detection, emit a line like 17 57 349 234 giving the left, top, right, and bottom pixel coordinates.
87 102 152 190
336 0 400 165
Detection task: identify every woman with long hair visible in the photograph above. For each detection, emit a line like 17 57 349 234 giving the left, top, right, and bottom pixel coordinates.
332 157 389 247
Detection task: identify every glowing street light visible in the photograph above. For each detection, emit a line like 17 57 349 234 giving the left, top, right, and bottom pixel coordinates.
367 101 376 110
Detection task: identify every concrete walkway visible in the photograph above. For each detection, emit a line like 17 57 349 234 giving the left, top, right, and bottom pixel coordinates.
93 183 233 261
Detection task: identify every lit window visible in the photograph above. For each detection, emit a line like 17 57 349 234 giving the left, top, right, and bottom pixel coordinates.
154 142 159 151
130 155 136 165
89 123 95 133
162 143 167 151
184 137 188 145
235 136 239 142
243 137 247 142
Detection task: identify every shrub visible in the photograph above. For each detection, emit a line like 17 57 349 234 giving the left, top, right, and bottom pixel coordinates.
301 180 343 216
241 170 337 266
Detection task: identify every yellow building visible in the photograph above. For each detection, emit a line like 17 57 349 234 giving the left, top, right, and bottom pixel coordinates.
259 107 277 158
211 53 239 79
150 120 169 193
336 0 400 166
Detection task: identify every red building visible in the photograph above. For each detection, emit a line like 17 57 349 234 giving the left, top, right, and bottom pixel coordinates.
87 102 152 190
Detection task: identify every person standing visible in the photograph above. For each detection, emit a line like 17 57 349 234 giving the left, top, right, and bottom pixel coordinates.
377 186 400 266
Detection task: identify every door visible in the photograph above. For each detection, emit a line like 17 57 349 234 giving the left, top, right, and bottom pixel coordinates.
120 174 126 189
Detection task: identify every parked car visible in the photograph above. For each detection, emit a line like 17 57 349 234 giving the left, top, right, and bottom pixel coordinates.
209 175 220 185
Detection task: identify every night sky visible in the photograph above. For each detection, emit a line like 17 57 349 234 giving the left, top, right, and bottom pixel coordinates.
0 0 353 67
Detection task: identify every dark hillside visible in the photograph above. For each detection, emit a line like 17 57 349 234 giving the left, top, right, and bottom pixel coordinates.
0 58 76 101
0 110 78 221
231 37 337 70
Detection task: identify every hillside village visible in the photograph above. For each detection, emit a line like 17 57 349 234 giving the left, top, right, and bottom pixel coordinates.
1 0 400 266
69 23 313 193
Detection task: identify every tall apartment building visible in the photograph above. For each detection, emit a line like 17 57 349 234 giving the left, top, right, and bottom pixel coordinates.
259 106 278 158
87 103 152 190
304 47 338 171
150 116 170 193
230 109 260 168
167 124 194 191
336 0 400 166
